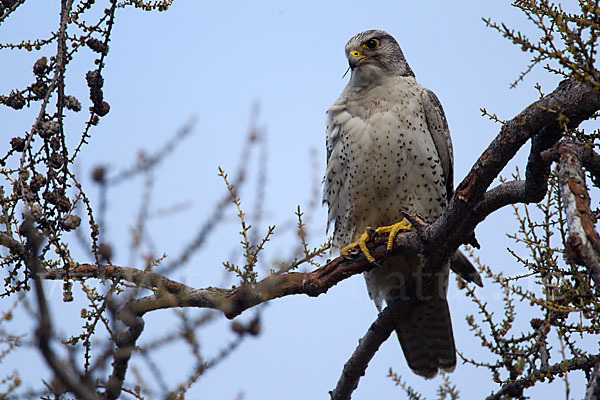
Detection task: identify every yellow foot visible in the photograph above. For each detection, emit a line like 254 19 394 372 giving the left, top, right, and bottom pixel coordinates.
340 219 413 264
341 228 377 263
375 219 413 253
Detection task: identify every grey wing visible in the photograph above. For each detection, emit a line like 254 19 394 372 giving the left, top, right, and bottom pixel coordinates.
422 90 484 286
421 89 454 200
323 111 345 235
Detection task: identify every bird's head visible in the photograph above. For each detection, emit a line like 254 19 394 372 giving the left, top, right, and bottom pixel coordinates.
344 30 414 82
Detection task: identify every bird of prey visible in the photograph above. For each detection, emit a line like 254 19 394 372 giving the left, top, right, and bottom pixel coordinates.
323 29 481 378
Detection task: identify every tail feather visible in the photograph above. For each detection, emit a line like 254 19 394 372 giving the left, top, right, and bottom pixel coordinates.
395 295 456 378
451 250 483 287
365 254 457 378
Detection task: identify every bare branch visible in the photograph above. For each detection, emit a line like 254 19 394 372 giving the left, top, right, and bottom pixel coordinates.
104 306 144 400
0 231 25 258
41 237 394 319
556 142 600 290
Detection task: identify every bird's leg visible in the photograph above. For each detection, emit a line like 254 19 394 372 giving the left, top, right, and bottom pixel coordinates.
340 219 413 264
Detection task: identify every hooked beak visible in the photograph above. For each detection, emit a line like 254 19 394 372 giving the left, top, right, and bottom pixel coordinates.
348 50 369 70
342 50 370 79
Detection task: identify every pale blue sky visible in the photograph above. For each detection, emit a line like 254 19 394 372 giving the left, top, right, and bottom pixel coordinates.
0 1 588 399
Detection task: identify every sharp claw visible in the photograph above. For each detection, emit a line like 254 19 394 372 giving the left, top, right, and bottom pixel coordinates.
368 226 377 236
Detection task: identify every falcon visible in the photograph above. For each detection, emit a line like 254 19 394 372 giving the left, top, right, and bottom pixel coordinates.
323 30 481 378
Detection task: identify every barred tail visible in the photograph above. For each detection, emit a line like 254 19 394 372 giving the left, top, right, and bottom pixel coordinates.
395 296 456 378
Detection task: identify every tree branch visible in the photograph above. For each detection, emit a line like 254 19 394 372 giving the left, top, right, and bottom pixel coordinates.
585 360 600 400
329 279 429 400
433 80 600 253
0 231 25 258
455 79 600 204
41 235 404 320
0 0 25 26
556 142 600 290
486 354 600 400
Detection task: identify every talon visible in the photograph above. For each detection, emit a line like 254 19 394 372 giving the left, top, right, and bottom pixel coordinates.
374 219 413 252
340 229 376 263
367 226 377 240
357 230 376 263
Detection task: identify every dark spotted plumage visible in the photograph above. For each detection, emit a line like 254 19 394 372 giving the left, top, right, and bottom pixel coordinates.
323 30 457 378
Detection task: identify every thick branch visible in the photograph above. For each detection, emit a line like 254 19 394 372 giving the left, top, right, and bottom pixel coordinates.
556 142 600 290
0 231 25 258
542 143 600 183
443 80 598 241
455 79 600 204
586 360 600 400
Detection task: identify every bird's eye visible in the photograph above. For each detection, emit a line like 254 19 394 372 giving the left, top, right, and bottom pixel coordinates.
363 38 380 50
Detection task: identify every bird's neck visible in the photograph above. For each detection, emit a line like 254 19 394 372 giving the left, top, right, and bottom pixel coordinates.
349 67 396 91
